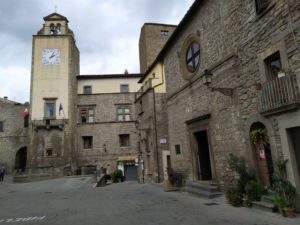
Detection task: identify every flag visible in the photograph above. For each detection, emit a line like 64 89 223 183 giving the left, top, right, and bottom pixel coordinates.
23 108 29 118
59 103 63 116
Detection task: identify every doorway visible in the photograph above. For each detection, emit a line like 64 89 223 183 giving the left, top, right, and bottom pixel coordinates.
195 130 212 180
15 147 27 172
124 165 137 181
289 127 300 176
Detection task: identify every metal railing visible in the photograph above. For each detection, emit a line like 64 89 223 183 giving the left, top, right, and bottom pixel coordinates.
257 74 300 112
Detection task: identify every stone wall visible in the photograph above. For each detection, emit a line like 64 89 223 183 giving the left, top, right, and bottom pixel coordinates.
136 90 169 182
139 23 176 73
76 93 138 174
0 98 29 173
163 0 300 189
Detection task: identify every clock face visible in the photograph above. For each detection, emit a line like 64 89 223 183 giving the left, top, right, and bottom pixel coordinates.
42 49 61 65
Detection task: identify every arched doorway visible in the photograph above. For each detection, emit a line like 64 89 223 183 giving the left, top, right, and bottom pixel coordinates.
15 147 27 172
249 123 274 187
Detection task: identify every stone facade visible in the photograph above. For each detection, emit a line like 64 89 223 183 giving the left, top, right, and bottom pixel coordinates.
0 97 29 173
135 88 169 183
139 23 176 73
76 85 139 176
156 0 300 206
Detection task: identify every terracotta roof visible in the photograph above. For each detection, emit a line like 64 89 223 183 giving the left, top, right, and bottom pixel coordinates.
77 74 142 80
139 0 202 82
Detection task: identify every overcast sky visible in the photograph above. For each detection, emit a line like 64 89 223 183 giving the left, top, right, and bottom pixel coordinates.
0 0 195 103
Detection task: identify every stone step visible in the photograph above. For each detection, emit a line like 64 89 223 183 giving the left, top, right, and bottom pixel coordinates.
261 195 273 204
252 200 276 212
185 182 220 193
182 182 222 199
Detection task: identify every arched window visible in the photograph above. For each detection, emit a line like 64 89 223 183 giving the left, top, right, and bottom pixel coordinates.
56 23 61 34
50 23 55 34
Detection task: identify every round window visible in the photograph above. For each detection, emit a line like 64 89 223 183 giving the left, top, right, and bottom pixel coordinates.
179 34 201 80
186 42 200 73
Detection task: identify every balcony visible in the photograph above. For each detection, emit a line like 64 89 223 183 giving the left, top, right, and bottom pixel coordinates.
257 74 300 116
32 119 67 130
135 79 153 100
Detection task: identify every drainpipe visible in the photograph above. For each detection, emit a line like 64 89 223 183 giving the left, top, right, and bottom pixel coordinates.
152 88 160 183
151 64 166 183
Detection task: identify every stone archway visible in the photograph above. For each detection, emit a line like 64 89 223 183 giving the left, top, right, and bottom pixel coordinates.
249 122 274 187
15 147 27 172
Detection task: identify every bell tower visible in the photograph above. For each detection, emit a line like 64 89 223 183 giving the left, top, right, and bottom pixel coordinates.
28 13 79 174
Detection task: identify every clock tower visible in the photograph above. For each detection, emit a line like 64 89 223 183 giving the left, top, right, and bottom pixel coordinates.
28 13 79 174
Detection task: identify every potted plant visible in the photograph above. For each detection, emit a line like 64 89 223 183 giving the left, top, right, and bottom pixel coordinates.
271 159 297 217
110 169 124 183
271 195 285 214
225 189 232 204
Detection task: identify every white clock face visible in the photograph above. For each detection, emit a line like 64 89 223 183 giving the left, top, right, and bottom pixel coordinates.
42 49 61 65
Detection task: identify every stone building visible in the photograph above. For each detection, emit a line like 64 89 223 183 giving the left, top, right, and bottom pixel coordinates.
28 13 79 175
136 23 175 183
76 74 141 178
26 13 141 179
0 97 29 173
140 0 299 205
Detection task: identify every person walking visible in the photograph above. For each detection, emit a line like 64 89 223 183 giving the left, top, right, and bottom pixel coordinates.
0 166 6 182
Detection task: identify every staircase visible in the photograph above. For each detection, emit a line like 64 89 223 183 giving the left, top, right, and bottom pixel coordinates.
252 195 276 212
181 181 223 199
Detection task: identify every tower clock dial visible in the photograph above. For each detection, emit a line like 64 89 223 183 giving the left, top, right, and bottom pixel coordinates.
42 48 61 65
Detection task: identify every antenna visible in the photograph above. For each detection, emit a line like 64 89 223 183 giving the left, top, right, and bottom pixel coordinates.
54 5 58 13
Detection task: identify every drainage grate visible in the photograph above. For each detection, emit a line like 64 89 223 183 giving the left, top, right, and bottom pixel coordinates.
204 202 218 206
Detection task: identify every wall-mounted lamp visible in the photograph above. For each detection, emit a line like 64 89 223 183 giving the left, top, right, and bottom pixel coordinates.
201 69 234 97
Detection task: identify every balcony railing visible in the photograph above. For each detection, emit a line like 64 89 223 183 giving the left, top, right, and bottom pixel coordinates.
32 119 67 130
135 79 153 100
257 74 300 114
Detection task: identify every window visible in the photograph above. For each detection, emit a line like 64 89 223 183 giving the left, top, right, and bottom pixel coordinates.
83 86 92 94
44 101 55 119
186 42 200 73
119 134 130 147
255 0 269 14
46 148 53 156
0 121 3 132
264 52 283 81
83 136 93 149
160 30 169 37
117 106 131 121
179 34 201 79
120 84 129 93
81 108 94 123
175 145 181 155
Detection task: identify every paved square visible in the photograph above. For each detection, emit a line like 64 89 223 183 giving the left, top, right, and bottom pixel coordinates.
0 177 299 225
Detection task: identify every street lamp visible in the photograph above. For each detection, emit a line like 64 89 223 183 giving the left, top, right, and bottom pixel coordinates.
201 69 234 97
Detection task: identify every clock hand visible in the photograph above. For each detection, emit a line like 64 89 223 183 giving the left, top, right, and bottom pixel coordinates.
49 52 55 59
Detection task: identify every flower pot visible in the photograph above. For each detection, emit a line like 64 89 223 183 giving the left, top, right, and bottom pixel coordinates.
284 208 295 218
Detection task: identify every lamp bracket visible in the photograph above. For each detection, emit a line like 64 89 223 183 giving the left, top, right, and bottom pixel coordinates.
208 87 234 97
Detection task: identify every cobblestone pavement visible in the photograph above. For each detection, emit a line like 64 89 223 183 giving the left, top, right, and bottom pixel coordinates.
0 176 299 225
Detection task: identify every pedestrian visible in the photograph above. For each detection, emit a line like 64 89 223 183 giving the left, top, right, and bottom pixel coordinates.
0 166 5 182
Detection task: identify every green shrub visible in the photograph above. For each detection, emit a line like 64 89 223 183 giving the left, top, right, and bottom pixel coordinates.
230 187 242 207
245 180 267 201
111 169 123 183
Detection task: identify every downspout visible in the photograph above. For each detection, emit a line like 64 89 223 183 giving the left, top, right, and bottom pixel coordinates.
151 63 166 183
